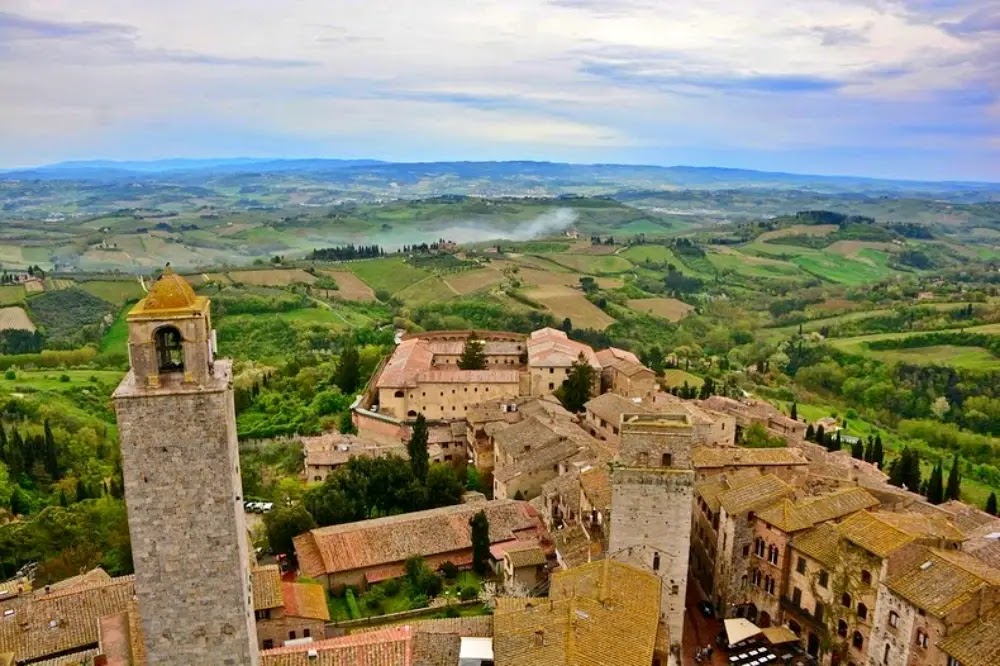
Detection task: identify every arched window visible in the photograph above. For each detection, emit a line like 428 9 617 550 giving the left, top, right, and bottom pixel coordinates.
155 326 184 373
394 390 404 398
837 620 848 638
841 592 852 608
852 632 864 649
861 570 872 585
857 603 868 620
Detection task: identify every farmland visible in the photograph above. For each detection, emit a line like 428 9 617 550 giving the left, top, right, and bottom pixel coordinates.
523 285 616 330
79 279 145 305
662 369 704 389
443 268 503 295
540 253 633 275
0 306 35 331
347 257 431 296
227 269 317 286
626 298 694 322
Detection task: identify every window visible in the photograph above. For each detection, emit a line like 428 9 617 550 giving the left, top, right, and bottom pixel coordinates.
792 587 802 607
815 603 824 622
549 368 554 374
534 631 545 647
754 538 766 558
263 639 274 649
288 631 296 640
858 603 868 620
788 620 801 636
743 544 750 558
549 383 554 390
852 631 864 650
154 326 184 373
768 545 779 565
819 570 829 588
883 644 891 665
947 658 962 666
303 629 311 638
764 576 775 595
841 592 852 608
861 570 872 585
254 609 271 621
393 390 404 398
838 620 848 638
653 552 660 571
796 557 806 574
916 630 928 648
748 512 755 523
662 453 672 467
889 611 899 628
752 569 762 587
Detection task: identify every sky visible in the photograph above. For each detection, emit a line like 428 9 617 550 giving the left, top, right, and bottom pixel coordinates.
0 0 998 181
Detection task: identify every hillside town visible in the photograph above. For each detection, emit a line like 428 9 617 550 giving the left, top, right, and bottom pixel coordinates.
2 274 999 666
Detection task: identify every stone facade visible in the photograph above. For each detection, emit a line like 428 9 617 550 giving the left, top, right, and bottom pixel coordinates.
113 275 258 666
609 414 696 666
255 609 325 651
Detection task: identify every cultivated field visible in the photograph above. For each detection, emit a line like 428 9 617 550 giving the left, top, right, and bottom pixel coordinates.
621 245 678 264
626 298 694 322
318 270 376 301
825 240 897 260
23 280 44 293
79 279 145 305
523 285 616 330
0 286 25 305
348 257 431 295
540 253 633 275
757 224 838 242
395 276 457 305
0 306 36 331
227 269 317 286
662 369 704 388
443 268 503 295
707 247 802 278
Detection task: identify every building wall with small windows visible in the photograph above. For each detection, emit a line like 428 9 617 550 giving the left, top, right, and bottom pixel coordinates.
377 377 521 420
255 608 326 651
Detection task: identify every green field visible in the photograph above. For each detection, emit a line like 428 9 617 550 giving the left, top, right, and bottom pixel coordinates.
347 257 431 295
79 279 145 305
100 307 131 353
707 248 802 278
828 323 1000 365
0 285 25 305
0 369 124 392
621 245 678 264
395 276 457 306
540 253 633 275
662 369 704 388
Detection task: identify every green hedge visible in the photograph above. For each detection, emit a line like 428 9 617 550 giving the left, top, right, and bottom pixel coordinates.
345 588 361 619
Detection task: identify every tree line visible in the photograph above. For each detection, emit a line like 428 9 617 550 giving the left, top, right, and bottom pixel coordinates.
308 244 386 261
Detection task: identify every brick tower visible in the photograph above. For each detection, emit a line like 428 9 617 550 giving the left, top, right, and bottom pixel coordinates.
608 413 695 666
112 267 259 666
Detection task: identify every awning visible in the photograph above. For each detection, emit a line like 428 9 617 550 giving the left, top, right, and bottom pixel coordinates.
725 618 763 646
760 625 798 645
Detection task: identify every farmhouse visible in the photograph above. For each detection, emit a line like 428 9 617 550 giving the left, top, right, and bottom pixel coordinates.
293 500 550 591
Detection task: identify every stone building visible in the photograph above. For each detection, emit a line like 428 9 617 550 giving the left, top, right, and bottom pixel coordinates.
112 268 259 666
525 327 601 397
698 396 806 444
745 487 879 629
608 413 697 665
866 548 1000 666
492 559 662 666
583 392 650 441
254 575 331 651
939 604 1000 666
596 347 657 398
293 500 549 591
691 445 809 483
785 510 964 665
501 544 547 591
301 431 406 482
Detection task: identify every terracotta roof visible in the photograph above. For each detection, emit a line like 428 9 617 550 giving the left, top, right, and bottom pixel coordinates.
579 466 611 510
691 446 807 469
887 548 1000 617
294 500 544 578
718 474 794 516
791 523 842 568
494 559 660 666
757 487 879 532
376 338 435 388
493 438 585 484
937 500 1000 535
527 328 601 369
585 392 651 427
695 469 762 513
47 568 112 594
254 565 284 610
966 536 1000 568
553 524 592 568
281 582 330 621
427 339 523 356
27 650 102 665
505 544 547 568
410 617 493 666
493 417 564 459
939 604 1000 666
303 433 405 467
595 347 640 366
835 511 928 558
261 626 412 666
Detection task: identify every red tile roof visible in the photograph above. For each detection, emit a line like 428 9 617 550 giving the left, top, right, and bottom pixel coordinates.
527 328 600 369
261 626 412 666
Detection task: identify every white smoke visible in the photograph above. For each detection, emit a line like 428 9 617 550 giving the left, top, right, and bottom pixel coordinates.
431 207 579 245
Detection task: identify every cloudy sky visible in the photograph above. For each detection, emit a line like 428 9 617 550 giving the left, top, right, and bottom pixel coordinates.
1 0 998 180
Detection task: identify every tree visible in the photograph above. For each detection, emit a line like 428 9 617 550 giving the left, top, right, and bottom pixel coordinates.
790 402 798 420
863 436 874 463
407 414 430 483
945 453 962 501
457 332 487 370
827 430 841 453
425 464 464 508
556 352 596 413
851 439 864 460
986 492 997 516
926 462 944 504
0 462 13 510
815 425 826 448
873 434 884 469
470 510 491 576
805 424 815 442
889 447 922 491
643 346 665 375
561 318 573 333
699 377 716 400
338 410 356 435
263 503 317 558
334 344 361 394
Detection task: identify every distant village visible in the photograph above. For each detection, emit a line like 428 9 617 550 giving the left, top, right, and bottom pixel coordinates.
2 278 998 666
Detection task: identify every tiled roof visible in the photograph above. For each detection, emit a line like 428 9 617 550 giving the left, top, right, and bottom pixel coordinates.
835 511 919 557
47 568 112 594
493 439 585 484
527 328 601 369
376 338 435 388
410 617 493 666
757 487 879 532
261 626 412 666
791 523 842 568
877 510 965 541
695 469 762 513
493 417 564 459
718 474 794 516
937 500 1000 535
282 582 330 621
585 392 650 427
505 544 547 568
939 604 1000 666
0 576 135 663
595 347 641 366
494 559 660 666
553 524 592 569
691 446 807 469
294 500 544 578
303 433 404 467
579 466 611 510
887 548 1000 617
254 565 284 610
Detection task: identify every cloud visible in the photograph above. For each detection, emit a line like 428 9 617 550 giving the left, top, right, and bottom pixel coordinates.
812 25 871 46
0 11 135 39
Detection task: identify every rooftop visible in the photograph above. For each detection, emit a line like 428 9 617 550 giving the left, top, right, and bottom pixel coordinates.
718 474 794 516
128 267 207 319
833 510 962 558
887 548 1000 617
281 582 330 621
791 523 842 568
527 328 601 369
579 466 611 510
493 559 660 666
584 393 650 427
756 487 879 533
695 469 762 513
939 604 1000 666
691 446 807 469
294 500 544 578
261 626 412 666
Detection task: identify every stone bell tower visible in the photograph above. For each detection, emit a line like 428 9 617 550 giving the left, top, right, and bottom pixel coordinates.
112 267 259 666
608 413 695 666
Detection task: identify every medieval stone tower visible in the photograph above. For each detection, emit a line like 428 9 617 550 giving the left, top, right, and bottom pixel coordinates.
112 268 259 666
608 413 695 666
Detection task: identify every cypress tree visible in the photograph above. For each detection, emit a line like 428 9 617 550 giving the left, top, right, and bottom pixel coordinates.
790 402 798 420
59 488 69 507
805 424 815 442
926 462 944 504
986 492 998 516
457 332 487 370
7 429 24 478
945 453 962 501
873 435 884 469
469 510 491 576
75 481 88 503
407 413 430 483
863 436 874 463
43 419 59 480
815 425 826 448
334 344 361 394
0 425 6 464
851 439 864 460
556 353 596 413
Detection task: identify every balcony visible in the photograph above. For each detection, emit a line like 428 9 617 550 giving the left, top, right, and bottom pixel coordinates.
780 598 828 635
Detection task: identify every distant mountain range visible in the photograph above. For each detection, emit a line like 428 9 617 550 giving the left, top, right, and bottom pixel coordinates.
3 158 998 196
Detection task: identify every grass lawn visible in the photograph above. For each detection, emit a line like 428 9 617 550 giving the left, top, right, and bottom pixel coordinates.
79 279 145 305
0 369 124 392
329 571 484 622
348 257 431 295
396 276 458 306
100 306 130 353
662 369 704 388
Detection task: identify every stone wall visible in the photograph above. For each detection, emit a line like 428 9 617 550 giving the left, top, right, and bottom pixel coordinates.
378 378 520 420
114 361 258 666
255 610 326 650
